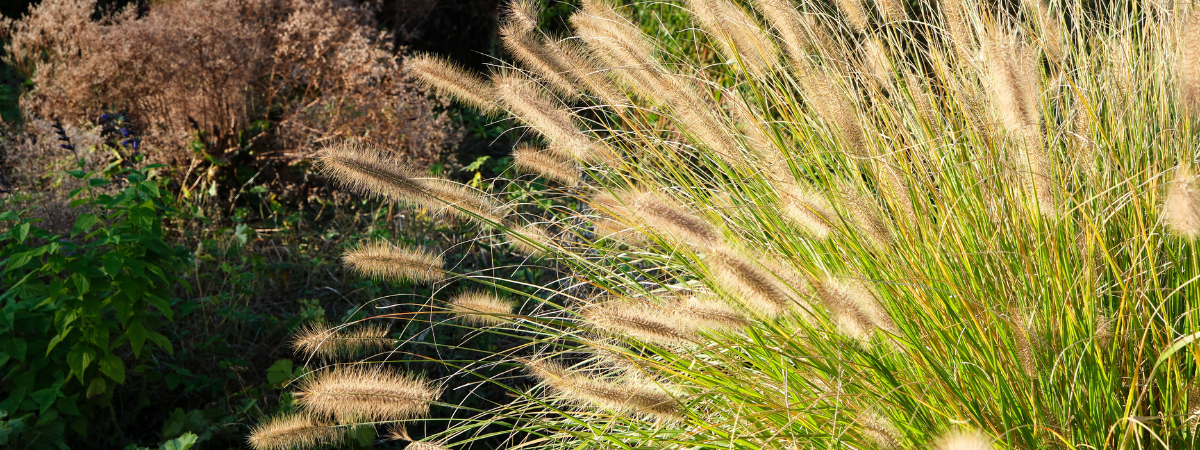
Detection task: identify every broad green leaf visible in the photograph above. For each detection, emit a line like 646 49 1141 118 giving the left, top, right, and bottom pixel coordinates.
101 253 124 277
159 432 199 450
3 252 33 274
98 354 126 384
13 223 29 243
2 338 26 362
0 211 18 221
146 331 174 355
85 377 106 398
138 180 160 197
46 328 71 355
265 359 294 385
126 322 147 357
66 346 96 382
87 178 110 187
72 214 99 236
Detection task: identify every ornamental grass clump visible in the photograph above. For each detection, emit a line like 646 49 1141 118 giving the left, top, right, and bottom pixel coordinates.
253 0 1200 448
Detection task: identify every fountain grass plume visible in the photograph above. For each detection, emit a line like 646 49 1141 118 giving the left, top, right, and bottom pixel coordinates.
494 73 596 160
513 143 582 185
524 358 681 420
296 366 441 423
342 241 446 283
449 291 516 325
1166 163 1200 238
582 298 697 345
708 246 792 316
933 431 993 450
292 321 394 360
408 53 496 113
248 413 342 450
319 143 507 224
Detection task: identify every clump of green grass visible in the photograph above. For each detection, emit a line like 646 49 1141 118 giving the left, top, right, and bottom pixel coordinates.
252 0 1200 449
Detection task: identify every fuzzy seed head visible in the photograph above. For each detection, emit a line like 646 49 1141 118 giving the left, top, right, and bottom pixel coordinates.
933 430 992 450
248 414 342 450
319 144 506 224
833 0 870 33
507 223 556 257
449 291 516 325
343 241 446 283
838 185 893 248
297 366 441 423
983 27 1040 136
779 184 837 239
292 322 394 360
671 294 751 331
686 0 778 76
858 411 901 449
1179 12 1200 118
500 23 581 100
623 190 719 246
874 0 906 22
408 53 496 112
524 358 680 420
406 442 452 450
816 278 897 343
709 247 791 316
495 74 596 159
513 143 582 185
1165 163 1200 238
583 299 697 345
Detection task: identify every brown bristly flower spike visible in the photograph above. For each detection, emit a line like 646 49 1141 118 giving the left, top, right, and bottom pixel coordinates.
513 143 582 185
297 366 442 423
342 241 446 283
524 358 680 420
933 430 992 450
571 0 672 101
622 190 720 246
752 0 809 63
319 143 507 224
1164 163 1200 238
857 410 901 449
815 278 898 344
685 0 777 76
499 19 581 100
507 223 556 257
449 291 516 325
874 0 906 22
292 321 394 359
833 0 870 33
494 73 596 160
1179 11 1200 119
671 294 751 331
408 53 496 113
406 442 453 450
505 0 540 33
247 413 342 450
708 247 791 316
583 298 696 345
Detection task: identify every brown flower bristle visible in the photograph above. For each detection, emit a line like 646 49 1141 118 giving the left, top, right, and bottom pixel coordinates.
858 410 901 449
1165 163 1200 238
407 53 496 113
583 299 696 345
779 184 838 239
292 321 394 359
507 223 556 257
493 73 592 154
247 413 342 450
708 247 791 316
406 442 453 450
815 278 898 344
342 241 446 283
524 358 680 420
685 0 777 76
933 430 992 450
319 143 507 224
671 294 751 331
622 190 719 246
449 291 516 325
513 143 582 185
499 21 580 100
1179 12 1200 118
833 0 870 32
297 366 442 423
571 0 671 100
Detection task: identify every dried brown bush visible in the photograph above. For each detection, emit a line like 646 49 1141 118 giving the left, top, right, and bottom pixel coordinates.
2 0 459 169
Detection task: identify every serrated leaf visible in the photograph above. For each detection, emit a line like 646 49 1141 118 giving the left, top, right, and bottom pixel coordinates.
2 338 27 362
146 330 174 355
13 223 29 243
98 354 126 384
88 178 110 187
72 213 99 236
127 322 147 357
3 252 33 275
265 359 294 385
160 432 199 450
102 253 124 276
138 180 160 197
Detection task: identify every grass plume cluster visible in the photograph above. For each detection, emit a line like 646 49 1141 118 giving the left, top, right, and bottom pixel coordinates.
256 0 1200 449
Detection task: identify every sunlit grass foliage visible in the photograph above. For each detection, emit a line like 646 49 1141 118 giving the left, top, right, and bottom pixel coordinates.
254 0 1200 449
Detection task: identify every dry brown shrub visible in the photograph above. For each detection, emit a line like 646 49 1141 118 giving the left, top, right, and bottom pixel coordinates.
2 0 459 168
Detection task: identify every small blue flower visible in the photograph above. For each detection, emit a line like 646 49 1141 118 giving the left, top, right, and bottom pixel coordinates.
61 144 75 150
121 128 131 137
100 114 112 121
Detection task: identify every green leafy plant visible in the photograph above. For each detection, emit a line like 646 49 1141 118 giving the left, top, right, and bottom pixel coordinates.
0 163 191 447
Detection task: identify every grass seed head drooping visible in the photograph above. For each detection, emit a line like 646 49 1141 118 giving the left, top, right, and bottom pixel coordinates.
524 358 680 420
1165 163 1200 238
933 430 993 450
583 298 697 345
342 241 446 283
247 413 342 450
494 73 596 160
449 291 517 325
408 53 496 113
1179 12 1200 119
292 322 394 359
709 247 792 316
297 366 442 423
512 143 582 185
623 190 720 246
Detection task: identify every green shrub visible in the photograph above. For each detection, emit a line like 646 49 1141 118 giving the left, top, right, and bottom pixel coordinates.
0 163 190 447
